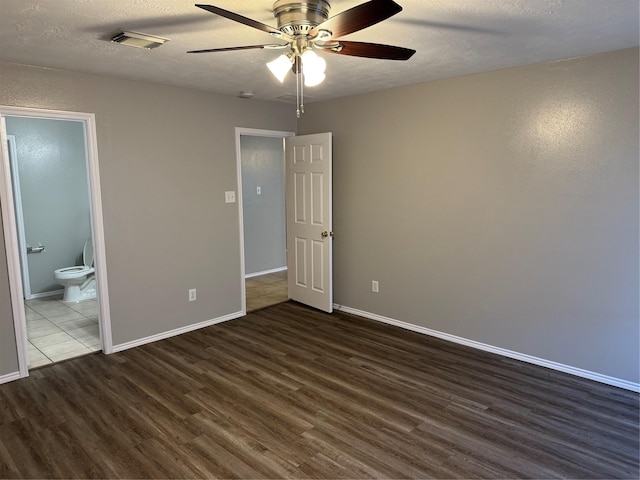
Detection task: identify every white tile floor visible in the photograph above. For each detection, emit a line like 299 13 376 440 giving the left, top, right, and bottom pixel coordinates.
25 295 100 368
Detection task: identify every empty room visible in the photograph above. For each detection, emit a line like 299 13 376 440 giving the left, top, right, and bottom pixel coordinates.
0 0 638 478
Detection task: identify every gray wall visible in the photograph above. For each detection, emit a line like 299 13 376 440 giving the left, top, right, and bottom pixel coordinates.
0 60 296 377
0 206 19 377
299 48 639 383
240 135 286 275
6 117 91 295
1 49 637 385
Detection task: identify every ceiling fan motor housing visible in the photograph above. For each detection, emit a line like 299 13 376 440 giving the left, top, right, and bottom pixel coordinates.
273 0 331 36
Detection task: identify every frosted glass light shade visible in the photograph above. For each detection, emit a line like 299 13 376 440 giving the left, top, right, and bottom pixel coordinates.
267 54 293 83
301 50 326 87
304 71 325 87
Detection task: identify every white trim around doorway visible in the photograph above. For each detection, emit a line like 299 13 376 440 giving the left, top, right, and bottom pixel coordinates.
245 266 287 279
0 105 113 381
234 127 294 315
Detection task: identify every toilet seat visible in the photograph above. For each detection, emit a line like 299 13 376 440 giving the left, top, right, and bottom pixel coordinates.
53 238 97 303
54 237 95 280
53 237 96 303
54 265 94 280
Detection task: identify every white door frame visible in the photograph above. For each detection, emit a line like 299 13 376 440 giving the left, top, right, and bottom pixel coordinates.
235 127 294 314
5 135 33 299
0 106 113 378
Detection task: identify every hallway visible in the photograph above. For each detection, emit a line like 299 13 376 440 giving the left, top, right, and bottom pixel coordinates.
245 270 288 312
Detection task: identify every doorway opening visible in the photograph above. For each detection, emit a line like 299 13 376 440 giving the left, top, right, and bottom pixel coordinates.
0 106 112 377
235 128 294 313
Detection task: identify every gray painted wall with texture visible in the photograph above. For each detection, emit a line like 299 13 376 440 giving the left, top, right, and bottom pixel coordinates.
1 49 638 386
299 48 639 384
0 206 19 377
0 61 296 378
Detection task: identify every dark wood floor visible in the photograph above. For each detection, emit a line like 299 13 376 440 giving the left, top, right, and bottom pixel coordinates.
1 301 638 479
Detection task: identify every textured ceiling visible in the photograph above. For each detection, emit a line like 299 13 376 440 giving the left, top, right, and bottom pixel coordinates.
0 0 638 103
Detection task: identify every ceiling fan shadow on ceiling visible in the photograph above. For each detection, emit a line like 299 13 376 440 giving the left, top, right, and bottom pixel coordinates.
187 0 416 117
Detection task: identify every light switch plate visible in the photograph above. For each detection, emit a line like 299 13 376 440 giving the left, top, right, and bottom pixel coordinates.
225 191 236 203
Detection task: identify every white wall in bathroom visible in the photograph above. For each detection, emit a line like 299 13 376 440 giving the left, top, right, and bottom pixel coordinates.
5 116 91 295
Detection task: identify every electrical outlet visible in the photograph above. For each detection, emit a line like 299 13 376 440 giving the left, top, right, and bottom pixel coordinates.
372 280 379 293
189 288 197 301
225 191 236 203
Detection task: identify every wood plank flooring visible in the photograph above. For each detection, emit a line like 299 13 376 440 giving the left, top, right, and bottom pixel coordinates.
245 270 288 312
1 301 638 478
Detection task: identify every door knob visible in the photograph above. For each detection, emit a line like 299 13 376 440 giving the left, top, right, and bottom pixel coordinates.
321 231 334 238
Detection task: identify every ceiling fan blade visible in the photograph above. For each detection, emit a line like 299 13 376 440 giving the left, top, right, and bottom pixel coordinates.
188 44 286 53
195 4 286 39
321 41 415 60
310 0 402 39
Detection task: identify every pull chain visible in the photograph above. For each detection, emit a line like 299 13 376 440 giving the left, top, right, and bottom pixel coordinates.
296 70 300 118
300 70 305 115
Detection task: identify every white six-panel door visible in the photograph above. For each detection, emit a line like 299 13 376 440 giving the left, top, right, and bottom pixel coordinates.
285 133 333 313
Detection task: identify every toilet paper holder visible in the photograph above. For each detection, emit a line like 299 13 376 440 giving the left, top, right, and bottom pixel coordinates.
27 245 45 254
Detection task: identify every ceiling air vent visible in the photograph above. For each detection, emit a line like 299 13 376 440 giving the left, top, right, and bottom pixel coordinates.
110 31 169 49
277 94 313 103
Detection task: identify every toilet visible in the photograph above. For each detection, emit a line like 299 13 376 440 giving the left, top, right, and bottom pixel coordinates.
54 238 96 303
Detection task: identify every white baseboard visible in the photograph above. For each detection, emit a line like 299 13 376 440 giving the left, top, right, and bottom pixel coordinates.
245 266 287 279
111 311 245 353
335 304 640 393
26 289 64 300
0 370 22 385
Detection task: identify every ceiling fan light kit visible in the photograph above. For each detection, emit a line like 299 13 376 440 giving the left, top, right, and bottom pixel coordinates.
268 50 325 83
188 0 416 117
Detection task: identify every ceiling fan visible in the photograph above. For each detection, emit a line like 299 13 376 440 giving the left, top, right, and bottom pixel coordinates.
187 0 416 116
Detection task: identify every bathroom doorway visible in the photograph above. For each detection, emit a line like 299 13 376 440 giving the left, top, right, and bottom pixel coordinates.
235 127 294 312
0 106 112 376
